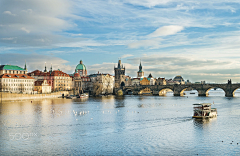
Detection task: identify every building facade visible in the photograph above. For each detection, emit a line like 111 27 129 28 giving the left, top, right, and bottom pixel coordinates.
173 75 185 84
131 78 140 86
140 77 150 85
156 78 167 85
28 67 72 91
34 80 51 93
0 65 34 93
89 73 114 94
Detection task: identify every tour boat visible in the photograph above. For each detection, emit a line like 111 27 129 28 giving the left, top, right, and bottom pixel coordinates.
80 93 89 99
192 103 217 119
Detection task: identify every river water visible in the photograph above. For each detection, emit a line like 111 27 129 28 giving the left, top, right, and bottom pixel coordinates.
1 90 240 155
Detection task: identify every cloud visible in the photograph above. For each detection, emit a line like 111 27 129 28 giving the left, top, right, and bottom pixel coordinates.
128 38 163 49
121 54 133 58
125 54 240 82
148 25 184 37
0 53 75 74
3 11 16 16
124 0 173 8
21 27 30 34
0 0 77 47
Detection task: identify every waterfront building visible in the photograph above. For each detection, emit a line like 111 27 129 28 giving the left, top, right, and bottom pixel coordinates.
0 64 28 75
166 79 180 85
125 75 132 86
131 78 140 86
173 75 185 84
34 80 51 93
137 61 144 78
75 60 87 76
148 73 156 85
156 78 167 85
73 72 82 95
81 76 91 91
140 77 150 85
0 64 34 93
28 65 72 91
89 73 114 94
114 60 125 88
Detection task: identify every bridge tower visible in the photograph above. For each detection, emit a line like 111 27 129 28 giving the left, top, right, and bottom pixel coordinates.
114 59 125 88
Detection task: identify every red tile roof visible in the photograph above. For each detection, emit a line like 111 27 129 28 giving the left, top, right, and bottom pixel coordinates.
28 70 70 77
0 74 34 79
34 80 51 86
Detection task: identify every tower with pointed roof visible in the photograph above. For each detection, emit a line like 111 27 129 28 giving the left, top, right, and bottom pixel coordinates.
114 59 125 88
137 61 144 78
44 62 47 73
50 63 52 73
24 61 28 73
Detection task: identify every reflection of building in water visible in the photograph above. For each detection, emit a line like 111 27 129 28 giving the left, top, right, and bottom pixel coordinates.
139 87 152 95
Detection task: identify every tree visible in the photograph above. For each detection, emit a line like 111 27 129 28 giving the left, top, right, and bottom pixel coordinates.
92 81 103 96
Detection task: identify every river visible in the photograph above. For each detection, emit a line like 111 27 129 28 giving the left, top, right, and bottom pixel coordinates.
1 90 240 155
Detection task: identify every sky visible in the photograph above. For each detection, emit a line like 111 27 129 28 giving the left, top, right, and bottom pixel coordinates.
1 0 240 83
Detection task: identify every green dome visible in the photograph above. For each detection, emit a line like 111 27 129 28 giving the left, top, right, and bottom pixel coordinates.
76 60 86 70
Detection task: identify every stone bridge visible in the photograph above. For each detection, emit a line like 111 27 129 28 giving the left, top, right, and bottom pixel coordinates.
120 83 240 97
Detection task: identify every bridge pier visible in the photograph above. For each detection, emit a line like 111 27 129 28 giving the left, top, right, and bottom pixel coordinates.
225 92 233 97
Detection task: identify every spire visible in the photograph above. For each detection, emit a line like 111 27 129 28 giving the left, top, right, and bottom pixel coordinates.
118 59 122 68
139 60 142 72
24 61 27 70
50 63 52 72
44 62 47 72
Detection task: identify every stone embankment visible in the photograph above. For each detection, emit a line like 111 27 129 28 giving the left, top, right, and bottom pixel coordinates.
1 91 70 101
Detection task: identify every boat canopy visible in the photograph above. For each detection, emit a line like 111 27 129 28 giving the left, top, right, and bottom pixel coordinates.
193 103 211 106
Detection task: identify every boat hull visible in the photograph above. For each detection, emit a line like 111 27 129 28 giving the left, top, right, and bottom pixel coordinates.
192 115 217 119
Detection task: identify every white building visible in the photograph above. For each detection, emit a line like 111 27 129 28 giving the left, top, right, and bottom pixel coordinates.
0 65 35 93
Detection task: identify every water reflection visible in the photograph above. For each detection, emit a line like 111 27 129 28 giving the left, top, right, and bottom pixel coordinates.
1 95 240 155
193 118 217 129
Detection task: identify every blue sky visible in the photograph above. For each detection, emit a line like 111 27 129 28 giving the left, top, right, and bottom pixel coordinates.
1 0 240 83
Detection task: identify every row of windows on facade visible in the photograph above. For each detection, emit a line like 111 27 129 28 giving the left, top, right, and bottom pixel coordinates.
1 79 34 82
4 70 26 74
2 84 34 86
2 88 32 91
55 84 68 86
55 77 69 79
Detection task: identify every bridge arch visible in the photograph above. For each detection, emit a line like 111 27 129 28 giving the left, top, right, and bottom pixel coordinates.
232 87 240 97
125 88 133 95
205 87 226 96
158 88 173 96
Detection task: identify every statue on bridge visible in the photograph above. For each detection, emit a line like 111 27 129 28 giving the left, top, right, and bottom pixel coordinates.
227 79 232 84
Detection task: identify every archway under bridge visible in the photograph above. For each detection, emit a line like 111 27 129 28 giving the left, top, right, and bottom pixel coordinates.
158 88 173 96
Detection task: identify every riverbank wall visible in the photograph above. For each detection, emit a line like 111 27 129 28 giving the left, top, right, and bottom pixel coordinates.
0 91 71 101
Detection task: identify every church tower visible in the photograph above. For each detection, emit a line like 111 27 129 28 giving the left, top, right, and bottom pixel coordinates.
137 61 144 78
114 59 125 88
24 61 28 74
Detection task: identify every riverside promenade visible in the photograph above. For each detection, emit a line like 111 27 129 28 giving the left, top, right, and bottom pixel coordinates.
1 91 70 101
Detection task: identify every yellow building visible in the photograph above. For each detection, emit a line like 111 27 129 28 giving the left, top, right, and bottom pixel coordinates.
140 77 150 85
